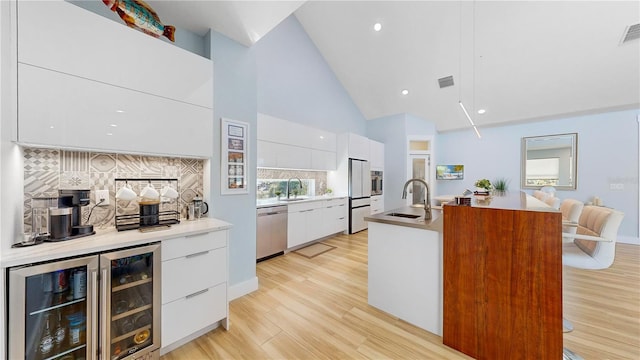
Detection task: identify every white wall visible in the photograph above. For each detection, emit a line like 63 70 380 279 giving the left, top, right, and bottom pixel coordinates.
435 109 640 242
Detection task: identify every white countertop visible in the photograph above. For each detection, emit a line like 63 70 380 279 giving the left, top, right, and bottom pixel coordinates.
1 218 232 268
257 195 347 208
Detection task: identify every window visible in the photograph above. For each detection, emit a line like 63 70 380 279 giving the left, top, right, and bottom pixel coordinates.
256 179 316 199
525 158 560 186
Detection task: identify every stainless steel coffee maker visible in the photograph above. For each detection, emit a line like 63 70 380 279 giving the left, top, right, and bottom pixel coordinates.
54 189 95 239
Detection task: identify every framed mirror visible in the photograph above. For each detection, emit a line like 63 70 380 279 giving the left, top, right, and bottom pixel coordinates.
521 133 577 190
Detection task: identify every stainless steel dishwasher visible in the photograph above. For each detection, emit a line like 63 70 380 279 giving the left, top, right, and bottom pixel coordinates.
256 205 288 261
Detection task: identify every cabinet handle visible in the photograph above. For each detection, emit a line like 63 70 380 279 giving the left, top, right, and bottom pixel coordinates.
91 269 99 360
186 250 209 259
100 268 108 360
326 206 333 208
186 232 208 239
186 288 209 299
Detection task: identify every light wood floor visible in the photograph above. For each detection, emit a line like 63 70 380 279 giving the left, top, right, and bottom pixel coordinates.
162 231 640 359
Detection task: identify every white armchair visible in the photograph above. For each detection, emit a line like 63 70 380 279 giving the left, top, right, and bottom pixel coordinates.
533 190 549 201
562 205 624 269
561 205 624 353
560 199 584 243
544 196 561 209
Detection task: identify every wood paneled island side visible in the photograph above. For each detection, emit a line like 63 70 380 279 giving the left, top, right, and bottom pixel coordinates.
442 192 562 359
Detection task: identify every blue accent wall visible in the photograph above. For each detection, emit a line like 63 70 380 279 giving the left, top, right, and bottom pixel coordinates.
209 30 258 286
254 15 367 135
435 109 639 238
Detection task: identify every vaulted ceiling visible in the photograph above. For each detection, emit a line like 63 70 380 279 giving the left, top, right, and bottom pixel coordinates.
149 1 640 132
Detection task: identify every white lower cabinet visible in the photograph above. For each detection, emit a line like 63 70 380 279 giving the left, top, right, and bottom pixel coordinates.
287 198 347 249
324 198 348 235
162 283 226 349
161 230 228 353
371 195 384 214
287 201 323 248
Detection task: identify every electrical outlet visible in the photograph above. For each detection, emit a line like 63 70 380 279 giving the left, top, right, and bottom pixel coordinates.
95 189 110 206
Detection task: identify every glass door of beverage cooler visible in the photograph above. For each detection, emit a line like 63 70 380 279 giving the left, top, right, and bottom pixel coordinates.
9 255 99 360
101 244 160 360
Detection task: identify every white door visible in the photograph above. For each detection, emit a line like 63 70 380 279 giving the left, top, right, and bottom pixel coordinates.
406 154 431 206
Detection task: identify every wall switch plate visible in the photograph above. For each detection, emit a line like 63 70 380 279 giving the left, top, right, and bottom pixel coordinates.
610 183 624 191
95 189 110 206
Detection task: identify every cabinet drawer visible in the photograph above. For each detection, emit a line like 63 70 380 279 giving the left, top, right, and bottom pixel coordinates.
162 231 226 261
325 198 346 208
162 283 227 347
162 247 226 304
287 200 323 213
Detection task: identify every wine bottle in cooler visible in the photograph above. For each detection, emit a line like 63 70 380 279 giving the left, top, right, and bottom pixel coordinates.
54 308 67 353
38 314 54 359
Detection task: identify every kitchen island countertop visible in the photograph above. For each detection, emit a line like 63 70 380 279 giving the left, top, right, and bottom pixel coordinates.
365 206 442 231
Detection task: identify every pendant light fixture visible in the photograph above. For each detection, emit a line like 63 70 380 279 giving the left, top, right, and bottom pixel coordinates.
458 1 481 139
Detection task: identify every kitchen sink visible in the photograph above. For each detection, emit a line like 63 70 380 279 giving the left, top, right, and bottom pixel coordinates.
387 212 421 219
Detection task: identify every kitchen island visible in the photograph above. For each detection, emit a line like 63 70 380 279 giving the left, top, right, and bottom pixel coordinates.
364 206 443 335
365 192 563 360
442 192 562 359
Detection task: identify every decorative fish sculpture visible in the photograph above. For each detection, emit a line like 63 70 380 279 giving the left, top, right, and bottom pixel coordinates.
102 0 175 42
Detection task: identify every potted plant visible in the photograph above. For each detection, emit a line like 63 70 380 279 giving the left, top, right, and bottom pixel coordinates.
474 179 493 194
492 178 510 196
325 188 333 197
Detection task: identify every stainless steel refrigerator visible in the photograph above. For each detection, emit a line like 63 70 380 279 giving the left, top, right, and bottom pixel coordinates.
349 158 371 233
8 243 161 360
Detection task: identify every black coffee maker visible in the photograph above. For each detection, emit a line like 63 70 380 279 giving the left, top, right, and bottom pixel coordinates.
58 189 95 237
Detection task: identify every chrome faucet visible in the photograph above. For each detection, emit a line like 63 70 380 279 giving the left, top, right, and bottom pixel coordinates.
402 178 432 220
286 178 303 199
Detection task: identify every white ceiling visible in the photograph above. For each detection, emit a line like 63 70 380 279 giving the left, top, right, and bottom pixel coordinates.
149 1 640 132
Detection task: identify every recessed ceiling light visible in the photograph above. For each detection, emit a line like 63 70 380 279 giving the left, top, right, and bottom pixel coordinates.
110 124 118 127
373 23 382 32
401 89 409 95
477 109 486 114
116 110 125 113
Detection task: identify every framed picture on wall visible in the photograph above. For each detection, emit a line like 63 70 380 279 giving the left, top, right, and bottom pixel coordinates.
221 118 249 195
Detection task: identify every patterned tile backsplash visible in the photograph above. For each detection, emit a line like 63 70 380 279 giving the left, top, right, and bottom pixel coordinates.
23 147 204 232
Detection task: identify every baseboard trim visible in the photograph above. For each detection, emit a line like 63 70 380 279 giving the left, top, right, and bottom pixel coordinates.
160 322 220 355
229 276 259 301
619 235 640 245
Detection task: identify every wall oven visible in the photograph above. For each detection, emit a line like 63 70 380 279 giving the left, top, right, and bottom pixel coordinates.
371 171 383 196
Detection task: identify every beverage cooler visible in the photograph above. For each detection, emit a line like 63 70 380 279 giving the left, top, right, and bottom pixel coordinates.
8 243 161 360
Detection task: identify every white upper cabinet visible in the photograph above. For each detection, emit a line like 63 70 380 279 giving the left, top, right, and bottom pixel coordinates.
347 133 370 161
18 64 213 157
311 149 336 170
17 0 212 108
15 0 214 157
369 140 385 170
257 113 337 170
